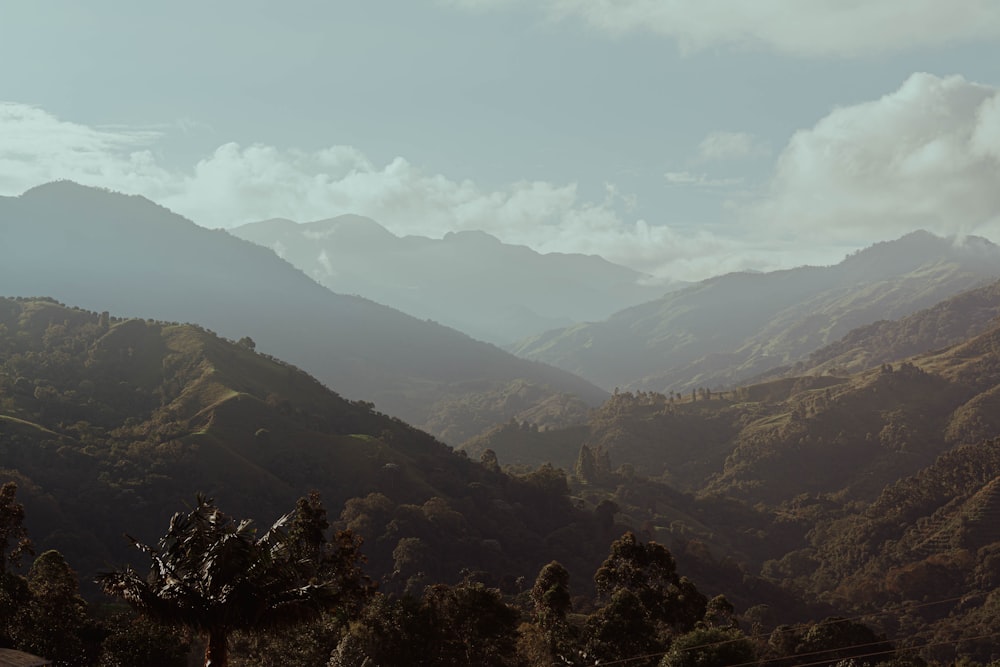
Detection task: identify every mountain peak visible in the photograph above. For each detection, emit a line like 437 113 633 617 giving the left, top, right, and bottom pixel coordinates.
442 229 503 246
302 214 397 241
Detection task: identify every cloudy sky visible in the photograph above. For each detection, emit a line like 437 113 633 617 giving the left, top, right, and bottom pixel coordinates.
3 1 1000 280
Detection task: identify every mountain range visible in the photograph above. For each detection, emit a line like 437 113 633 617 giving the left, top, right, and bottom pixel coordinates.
0 182 606 442
5 258 1000 661
230 215 673 345
510 230 1000 393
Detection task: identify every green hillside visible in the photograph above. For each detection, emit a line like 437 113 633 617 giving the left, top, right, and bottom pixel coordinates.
0 297 613 596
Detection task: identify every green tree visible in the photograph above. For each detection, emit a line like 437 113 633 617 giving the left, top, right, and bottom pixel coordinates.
660 627 756 667
98 613 190 667
0 481 35 648
97 496 369 667
586 533 709 664
595 532 706 632
583 588 660 666
0 481 33 573
523 560 578 665
11 549 95 666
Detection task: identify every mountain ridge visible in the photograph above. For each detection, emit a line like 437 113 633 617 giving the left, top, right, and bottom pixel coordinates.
230 213 677 344
510 230 1000 393
0 181 607 442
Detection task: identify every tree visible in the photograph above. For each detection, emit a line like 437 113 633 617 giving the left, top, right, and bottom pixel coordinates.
523 561 578 665
660 627 756 667
98 613 190 667
97 495 369 667
10 549 96 666
588 533 708 662
0 482 36 650
0 481 33 574
583 588 660 666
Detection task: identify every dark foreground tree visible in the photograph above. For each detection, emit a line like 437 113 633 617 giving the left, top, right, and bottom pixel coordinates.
8 549 98 666
96 495 369 667
0 481 33 573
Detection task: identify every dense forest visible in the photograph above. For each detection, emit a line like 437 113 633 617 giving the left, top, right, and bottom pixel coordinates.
2 288 1000 665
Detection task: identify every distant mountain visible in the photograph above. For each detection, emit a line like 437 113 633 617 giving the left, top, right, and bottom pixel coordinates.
0 182 606 441
510 231 1000 392
230 215 675 345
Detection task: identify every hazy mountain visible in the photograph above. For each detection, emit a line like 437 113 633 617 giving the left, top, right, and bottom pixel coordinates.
510 231 1000 393
230 215 675 345
0 182 606 440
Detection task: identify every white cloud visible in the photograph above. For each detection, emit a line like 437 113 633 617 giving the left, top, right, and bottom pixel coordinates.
665 171 743 188
0 102 755 281
444 0 1000 58
697 131 769 162
753 73 1000 242
0 103 169 194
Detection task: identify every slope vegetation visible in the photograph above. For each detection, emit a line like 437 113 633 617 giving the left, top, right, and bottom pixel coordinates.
0 297 616 594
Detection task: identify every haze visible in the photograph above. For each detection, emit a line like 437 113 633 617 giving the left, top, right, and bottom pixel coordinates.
3 1 1000 281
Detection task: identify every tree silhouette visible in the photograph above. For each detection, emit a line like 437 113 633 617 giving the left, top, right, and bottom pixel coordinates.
97 495 368 667
0 482 33 574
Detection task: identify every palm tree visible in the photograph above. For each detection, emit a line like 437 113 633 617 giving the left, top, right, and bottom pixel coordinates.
97 495 367 667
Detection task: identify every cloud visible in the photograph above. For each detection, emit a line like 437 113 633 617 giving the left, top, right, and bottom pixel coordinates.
697 131 769 162
11 77 995 289
665 171 743 188
444 0 1000 58
0 103 169 195
753 73 1000 242
0 102 755 281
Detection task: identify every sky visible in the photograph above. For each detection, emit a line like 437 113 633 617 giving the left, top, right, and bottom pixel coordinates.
2 0 1000 281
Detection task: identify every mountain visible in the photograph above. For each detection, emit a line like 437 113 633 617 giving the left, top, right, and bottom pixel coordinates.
779 278 1000 378
0 182 606 441
474 318 1000 660
230 215 674 345
0 297 614 595
510 231 1000 393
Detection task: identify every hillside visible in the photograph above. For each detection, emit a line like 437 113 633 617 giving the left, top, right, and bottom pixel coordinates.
6 301 1000 662
0 182 607 442
0 297 615 596
779 278 1000 378
475 320 1000 661
230 216 673 345
510 231 1000 393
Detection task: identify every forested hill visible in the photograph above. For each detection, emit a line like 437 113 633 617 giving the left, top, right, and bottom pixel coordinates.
510 230 1000 393
0 182 606 442
471 317 1000 661
0 296 617 596
780 277 1000 378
